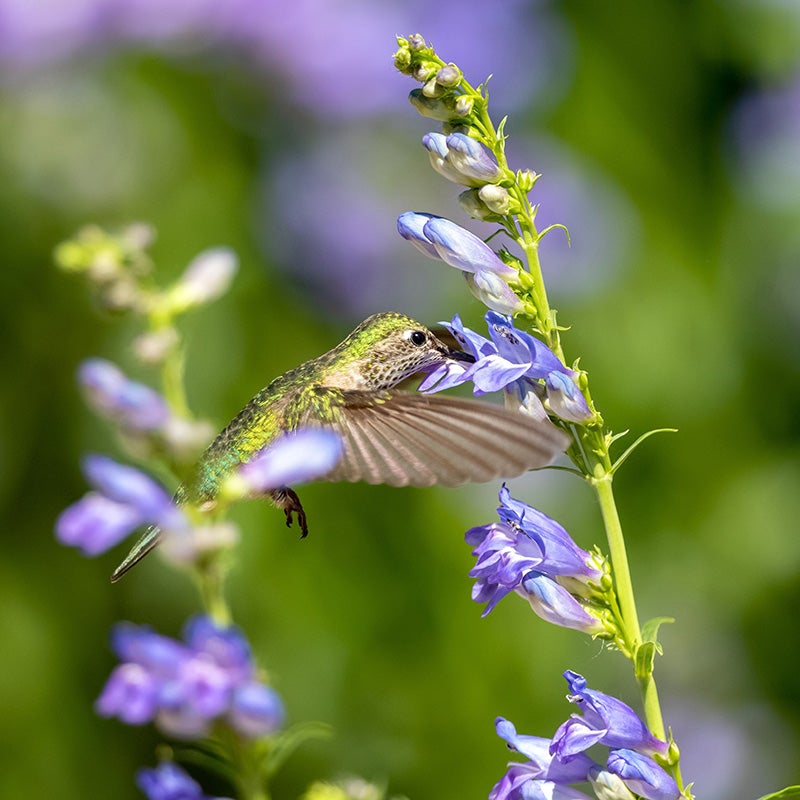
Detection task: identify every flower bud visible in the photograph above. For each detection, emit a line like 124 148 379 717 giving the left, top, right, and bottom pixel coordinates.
168 247 238 313
392 45 411 71
421 76 442 98
412 63 437 83
397 211 442 259
516 168 541 193
458 189 496 220
408 89 454 122
421 216 517 277
465 271 524 315
455 95 474 116
444 132 504 184
436 63 462 88
407 33 426 51
478 184 514 214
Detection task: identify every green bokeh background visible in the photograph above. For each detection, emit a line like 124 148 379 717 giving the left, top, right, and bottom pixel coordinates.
2 2 799 799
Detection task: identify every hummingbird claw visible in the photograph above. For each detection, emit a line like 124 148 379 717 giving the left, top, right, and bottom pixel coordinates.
271 487 309 538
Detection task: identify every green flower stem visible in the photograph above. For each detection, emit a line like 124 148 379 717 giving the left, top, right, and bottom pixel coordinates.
591 468 668 744
195 561 232 628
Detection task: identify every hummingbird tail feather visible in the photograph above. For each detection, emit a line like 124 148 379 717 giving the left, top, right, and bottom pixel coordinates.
110 525 163 583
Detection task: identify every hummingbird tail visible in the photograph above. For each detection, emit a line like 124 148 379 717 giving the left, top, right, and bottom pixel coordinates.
110 525 163 583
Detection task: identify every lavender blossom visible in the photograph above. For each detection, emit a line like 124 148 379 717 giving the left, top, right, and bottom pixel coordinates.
79 358 169 432
465 486 605 632
56 455 188 556
137 761 231 800
550 671 670 761
606 750 680 800
419 312 593 424
96 615 284 741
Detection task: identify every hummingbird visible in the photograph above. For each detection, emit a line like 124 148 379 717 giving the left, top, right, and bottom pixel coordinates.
111 311 569 582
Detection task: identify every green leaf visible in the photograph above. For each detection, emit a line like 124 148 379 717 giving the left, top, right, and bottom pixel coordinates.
642 616 675 646
264 720 333 777
634 641 657 680
757 786 800 800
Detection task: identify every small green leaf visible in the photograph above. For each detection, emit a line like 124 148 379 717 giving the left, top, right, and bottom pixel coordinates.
265 720 333 777
757 786 800 800
642 616 675 646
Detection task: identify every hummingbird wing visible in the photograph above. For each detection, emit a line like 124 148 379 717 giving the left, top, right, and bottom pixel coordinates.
321 392 570 487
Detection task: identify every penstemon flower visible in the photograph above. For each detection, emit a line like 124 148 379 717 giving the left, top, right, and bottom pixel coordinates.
137 761 232 800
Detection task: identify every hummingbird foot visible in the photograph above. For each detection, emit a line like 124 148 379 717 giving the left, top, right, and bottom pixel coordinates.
270 487 308 538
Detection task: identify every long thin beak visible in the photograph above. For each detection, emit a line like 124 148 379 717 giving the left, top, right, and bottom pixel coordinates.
446 346 476 363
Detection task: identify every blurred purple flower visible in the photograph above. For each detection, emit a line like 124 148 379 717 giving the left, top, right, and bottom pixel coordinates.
56 455 188 556
237 428 343 494
551 671 669 761
137 761 231 800
97 615 284 740
79 358 170 432
0 0 568 118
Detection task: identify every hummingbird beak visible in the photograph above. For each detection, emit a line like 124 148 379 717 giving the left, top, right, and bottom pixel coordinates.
430 326 476 364
445 346 476 363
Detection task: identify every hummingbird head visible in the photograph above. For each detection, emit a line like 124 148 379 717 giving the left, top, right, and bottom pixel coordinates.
335 311 474 391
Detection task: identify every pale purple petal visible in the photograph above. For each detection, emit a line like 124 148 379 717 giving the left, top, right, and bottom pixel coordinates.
55 492 142 555
520 573 603 633
606 750 680 800
95 663 159 725
422 218 517 277
396 211 442 260
229 682 285 738
239 428 343 491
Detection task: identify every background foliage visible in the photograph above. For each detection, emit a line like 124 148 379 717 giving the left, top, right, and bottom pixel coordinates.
1 2 799 798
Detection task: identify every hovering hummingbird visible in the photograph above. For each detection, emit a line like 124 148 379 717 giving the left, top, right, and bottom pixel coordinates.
111 311 568 582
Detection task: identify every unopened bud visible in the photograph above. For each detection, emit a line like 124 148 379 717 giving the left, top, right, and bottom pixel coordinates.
436 63 462 88
516 168 541 193
409 89 454 122
393 46 411 71
458 189 496 220
407 33 426 51
412 63 437 83
455 95 474 117
478 184 513 214
422 77 442 98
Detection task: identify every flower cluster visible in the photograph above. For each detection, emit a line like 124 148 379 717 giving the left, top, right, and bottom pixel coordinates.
493 672 679 800
416 310 593 425
465 486 614 636
97 615 285 740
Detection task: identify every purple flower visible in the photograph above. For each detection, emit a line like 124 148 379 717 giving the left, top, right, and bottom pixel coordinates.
465 271 524 315
420 312 592 424
465 485 603 629
606 750 680 800
422 131 504 186
520 572 604 634
96 615 284 741
400 213 517 278
56 455 188 556
79 358 169 432
136 761 230 800
229 682 286 738
495 718 597 784
237 428 344 494
550 671 669 761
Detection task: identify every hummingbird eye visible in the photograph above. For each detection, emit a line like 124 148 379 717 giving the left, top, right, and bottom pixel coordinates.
408 330 427 347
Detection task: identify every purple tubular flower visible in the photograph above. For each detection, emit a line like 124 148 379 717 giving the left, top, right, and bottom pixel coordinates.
137 761 229 800
550 672 669 760
497 486 602 582
521 573 604 633
97 616 284 742
422 217 517 277
56 455 188 556
237 428 344 492
495 718 597 784
82 454 183 526
465 486 602 625
79 358 169 432
55 493 143 555
396 211 442 259
229 682 286 738
95 663 159 725
606 750 680 800
443 132 504 184
421 312 592 424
